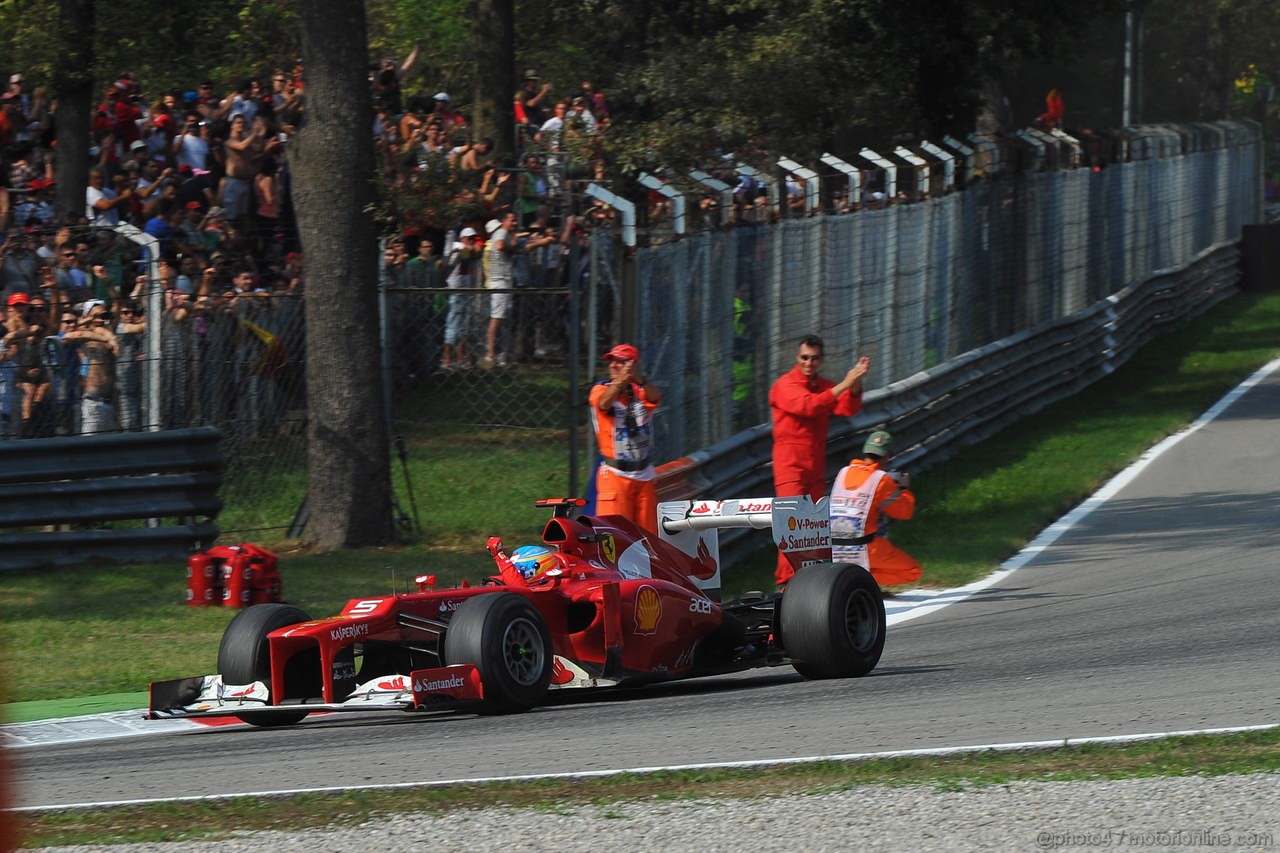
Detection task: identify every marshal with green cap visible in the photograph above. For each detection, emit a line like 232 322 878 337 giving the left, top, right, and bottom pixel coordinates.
862 430 892 457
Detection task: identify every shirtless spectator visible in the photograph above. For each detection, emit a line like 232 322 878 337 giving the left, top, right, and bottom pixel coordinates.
222 114 279 222
62 299 120 434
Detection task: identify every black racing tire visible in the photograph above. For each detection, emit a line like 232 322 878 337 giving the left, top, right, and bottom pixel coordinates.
217 603 314 727
779 563 885 679
443 593 552 714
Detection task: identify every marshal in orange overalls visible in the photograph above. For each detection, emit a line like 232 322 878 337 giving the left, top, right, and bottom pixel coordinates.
829 457 922 587
589 379 660 532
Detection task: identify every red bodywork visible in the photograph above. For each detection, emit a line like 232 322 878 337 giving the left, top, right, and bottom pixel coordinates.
261 510 724 707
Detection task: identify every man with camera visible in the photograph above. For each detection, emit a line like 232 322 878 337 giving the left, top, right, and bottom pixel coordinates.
828 430 922 588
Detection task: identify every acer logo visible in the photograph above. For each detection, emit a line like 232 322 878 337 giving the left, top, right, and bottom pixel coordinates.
688 597 713 615
377 676 407 691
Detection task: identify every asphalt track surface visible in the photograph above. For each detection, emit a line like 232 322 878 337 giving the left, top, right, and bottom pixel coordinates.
12 361 1280 810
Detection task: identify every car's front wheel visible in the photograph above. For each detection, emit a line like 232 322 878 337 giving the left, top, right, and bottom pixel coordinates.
444 593 552 714
217 603 314 726
779 562 885 679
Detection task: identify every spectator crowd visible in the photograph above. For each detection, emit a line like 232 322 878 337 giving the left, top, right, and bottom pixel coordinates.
0 58 630 440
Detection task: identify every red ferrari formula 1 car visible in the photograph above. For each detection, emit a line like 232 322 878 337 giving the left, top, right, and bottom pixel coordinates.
149 496 886 726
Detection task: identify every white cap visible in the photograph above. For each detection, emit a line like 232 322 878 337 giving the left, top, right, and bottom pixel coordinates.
459 227 478 238
485 219 501 234
433 92 450 102
8 74 21 84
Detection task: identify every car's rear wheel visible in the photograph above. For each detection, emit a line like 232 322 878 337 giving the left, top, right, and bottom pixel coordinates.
217 603 314 726
444 593 551 714
779 563 885 679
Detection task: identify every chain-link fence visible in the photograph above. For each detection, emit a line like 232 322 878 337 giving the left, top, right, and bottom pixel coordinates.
1 121 1260 541
636 121 1262 463
377 214 623 537
1 222 307 536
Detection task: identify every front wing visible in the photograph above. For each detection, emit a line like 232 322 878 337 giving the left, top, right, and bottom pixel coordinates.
147 664 483 720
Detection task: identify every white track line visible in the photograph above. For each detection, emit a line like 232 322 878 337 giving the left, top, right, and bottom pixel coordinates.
1 709 216 749
888 356 1280 627
14 723 1277 813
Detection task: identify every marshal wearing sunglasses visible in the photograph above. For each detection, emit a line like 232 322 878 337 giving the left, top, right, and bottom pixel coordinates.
768 334 873 588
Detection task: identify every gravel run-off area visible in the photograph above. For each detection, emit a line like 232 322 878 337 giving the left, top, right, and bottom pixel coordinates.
26 772 1280 852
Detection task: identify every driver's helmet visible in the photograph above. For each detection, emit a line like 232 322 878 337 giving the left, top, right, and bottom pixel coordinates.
511 544 558 581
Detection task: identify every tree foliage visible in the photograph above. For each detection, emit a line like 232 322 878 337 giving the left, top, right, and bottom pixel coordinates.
11 0 1277 168
1140 0 1280 122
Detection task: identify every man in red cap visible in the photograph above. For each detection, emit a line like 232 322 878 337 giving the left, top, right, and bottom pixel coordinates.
5 291 31 318
769 334 870 587
589 343 663 532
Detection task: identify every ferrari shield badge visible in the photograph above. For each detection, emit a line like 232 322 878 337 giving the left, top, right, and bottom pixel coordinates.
600 533 617 564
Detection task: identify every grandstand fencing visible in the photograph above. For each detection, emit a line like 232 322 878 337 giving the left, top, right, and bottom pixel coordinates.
1 121 1260 543
634 121 1262 464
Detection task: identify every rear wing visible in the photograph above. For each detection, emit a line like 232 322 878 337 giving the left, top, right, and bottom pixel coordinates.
657 496 836 594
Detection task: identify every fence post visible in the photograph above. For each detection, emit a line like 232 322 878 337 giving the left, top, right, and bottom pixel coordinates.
377 236 394 441
112 225 162 431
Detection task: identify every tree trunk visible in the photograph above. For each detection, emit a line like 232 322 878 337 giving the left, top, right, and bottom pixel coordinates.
53 0 94 223
472 0 515 158
293 0 392 549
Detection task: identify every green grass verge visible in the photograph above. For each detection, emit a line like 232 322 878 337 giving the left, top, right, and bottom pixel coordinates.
1 292 1278 707
14 728 1280 847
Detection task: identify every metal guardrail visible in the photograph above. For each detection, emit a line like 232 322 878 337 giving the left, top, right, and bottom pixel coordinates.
656 241 1241 562
0 427 224 571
